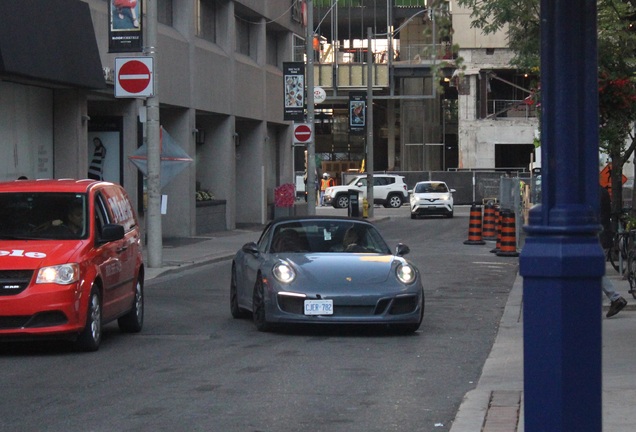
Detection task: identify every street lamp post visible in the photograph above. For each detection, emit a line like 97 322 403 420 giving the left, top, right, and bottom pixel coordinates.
306 0 316 215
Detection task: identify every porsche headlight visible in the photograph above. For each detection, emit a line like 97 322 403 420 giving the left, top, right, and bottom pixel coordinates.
273 261 296 284
36 263 80 285
396 263 416 284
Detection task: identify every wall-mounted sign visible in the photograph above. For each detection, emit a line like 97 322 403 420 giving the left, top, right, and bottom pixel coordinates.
283 62 305 122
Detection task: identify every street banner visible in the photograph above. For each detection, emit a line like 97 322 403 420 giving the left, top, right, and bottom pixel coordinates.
349 92 366 134
108 0 143 53
284 62 305 122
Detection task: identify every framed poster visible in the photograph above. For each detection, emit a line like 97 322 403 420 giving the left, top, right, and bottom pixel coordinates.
108 0 143 53
349 92 366 134
283 62 305 121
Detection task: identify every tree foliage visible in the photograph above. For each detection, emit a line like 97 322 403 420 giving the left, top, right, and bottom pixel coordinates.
457 0 636 214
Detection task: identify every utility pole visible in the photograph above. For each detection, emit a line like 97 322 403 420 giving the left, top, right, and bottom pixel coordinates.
306 0 316 215
145 0 162 267
366 27 374 218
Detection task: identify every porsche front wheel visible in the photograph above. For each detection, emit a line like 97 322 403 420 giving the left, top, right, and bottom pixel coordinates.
252 276 273 332
230 265 249 319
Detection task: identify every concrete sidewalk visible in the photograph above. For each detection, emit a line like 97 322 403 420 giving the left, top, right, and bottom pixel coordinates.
143 225 265 281
142 226 636 431
449 265 636 432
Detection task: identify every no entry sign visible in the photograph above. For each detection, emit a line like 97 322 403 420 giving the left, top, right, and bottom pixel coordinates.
293 123 312 144
115 57 154 98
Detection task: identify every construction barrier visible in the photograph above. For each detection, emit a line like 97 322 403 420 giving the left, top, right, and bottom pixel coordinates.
490 206 501 253
496 209 519 257
482 203 497 240
463 204 486 245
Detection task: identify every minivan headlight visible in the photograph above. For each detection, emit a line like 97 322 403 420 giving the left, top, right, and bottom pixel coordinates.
36 264 80 285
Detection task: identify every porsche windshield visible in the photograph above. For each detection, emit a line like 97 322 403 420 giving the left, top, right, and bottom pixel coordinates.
0 193 88 240
268 220 391 254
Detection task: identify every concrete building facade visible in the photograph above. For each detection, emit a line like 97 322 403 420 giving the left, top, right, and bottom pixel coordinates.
1 0 539 236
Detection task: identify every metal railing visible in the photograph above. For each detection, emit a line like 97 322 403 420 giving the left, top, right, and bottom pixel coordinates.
488 99 538 119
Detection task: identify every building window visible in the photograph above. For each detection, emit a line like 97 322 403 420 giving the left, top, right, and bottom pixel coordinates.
293 34 305 62
157 0 173 26
266 31 280 67
236 15 252 57
197 0 217 42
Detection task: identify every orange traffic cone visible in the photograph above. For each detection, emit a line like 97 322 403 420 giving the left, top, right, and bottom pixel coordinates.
490 206 501 253
482 203 497 240
496 209 519 257
464 204 486 245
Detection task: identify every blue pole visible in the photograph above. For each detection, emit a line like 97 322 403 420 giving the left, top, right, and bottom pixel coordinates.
520 0 602 431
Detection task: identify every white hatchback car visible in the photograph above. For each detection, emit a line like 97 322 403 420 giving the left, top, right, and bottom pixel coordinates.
409 181 455 218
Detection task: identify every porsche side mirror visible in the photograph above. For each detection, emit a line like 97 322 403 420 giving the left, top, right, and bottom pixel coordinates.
242 242 259 255
395 243 410 256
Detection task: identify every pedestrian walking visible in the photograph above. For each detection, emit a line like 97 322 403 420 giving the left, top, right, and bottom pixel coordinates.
600 185 627 317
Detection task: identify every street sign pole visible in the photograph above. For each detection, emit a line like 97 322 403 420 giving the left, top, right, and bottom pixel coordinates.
145 0 162 267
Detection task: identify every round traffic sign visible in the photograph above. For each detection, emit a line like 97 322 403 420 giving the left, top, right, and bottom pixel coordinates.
118 60 151 94
294 124 312 143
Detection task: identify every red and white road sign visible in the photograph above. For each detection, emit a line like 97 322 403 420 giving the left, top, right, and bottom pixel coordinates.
115 57 154 98
293 123 312 144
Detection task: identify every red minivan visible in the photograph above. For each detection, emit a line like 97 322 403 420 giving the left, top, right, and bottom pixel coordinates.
0 179 144 351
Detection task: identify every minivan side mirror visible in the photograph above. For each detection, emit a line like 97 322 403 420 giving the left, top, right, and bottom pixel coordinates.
100 223 125 243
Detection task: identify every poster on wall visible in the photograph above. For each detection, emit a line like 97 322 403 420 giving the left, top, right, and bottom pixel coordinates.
87 131 121 184
283 62 305 122
108 0 143 53
349 92 366 134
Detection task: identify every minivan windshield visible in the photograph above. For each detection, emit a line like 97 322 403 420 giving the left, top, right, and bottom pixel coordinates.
0 193 88 240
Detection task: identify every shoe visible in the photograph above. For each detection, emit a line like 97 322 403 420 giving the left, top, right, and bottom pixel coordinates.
607 296 627 318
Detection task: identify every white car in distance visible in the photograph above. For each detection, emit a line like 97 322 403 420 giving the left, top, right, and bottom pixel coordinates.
409 181 455 219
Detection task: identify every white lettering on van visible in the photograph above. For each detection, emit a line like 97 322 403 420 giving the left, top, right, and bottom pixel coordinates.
108 194 133 225
0 250 47 258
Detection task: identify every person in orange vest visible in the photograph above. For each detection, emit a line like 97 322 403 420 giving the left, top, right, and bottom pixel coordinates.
320 173 335 206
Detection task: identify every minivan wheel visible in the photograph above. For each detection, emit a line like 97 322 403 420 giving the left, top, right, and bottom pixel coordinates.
76 286 102 352
118 276 144 333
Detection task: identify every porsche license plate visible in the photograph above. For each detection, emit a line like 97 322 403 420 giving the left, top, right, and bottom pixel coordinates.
304 299 333 315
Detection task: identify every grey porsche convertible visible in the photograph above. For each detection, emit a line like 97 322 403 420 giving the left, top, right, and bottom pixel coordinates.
230 216 424 333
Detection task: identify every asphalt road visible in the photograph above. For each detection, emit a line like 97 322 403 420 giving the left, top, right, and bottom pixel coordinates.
0 206 519 432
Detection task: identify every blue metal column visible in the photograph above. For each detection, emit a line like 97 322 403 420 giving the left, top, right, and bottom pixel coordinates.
519 0 602 431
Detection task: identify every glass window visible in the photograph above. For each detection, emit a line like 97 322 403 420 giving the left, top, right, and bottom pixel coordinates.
197 0 217 42
236 16 251 57
266 31 280 67
157 0 173 26
0 193 88 240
